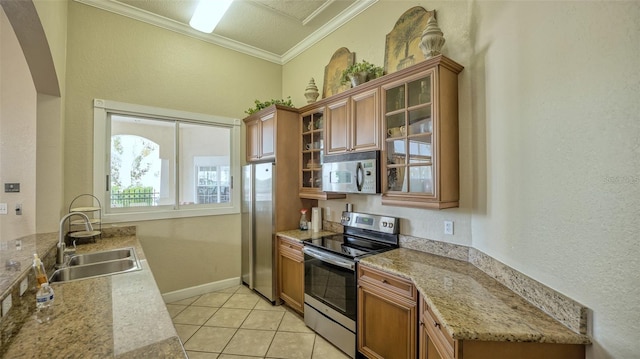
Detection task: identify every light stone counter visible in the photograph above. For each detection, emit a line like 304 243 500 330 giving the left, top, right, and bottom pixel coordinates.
359 248 591 345
276 229 337 243
1 230 186 358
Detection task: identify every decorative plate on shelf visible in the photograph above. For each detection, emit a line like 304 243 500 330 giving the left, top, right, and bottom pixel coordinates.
323 47 355 98
384 7 434 74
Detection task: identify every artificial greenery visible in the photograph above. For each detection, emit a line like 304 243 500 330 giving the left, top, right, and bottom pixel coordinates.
245 96 294 115
340 60 385 84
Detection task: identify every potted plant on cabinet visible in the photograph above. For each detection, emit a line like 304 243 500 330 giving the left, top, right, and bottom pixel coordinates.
340 60 384 88
244 96 295 115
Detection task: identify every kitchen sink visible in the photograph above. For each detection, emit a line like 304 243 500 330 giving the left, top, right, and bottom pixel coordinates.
49 247 142 283
68 248 135 266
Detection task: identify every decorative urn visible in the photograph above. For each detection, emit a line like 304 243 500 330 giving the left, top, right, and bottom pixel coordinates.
304 78 320 104
419 12 446 59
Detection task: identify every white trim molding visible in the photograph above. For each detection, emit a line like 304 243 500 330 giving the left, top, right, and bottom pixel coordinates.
74 0 378 65
161 277 241 303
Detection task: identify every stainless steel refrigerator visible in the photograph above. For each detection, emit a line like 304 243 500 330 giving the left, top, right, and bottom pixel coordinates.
241 162 276 302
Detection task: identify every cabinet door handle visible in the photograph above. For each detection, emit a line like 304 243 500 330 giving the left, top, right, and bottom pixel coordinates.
381 279 388 284
288 245 292 248
420 321 425 327
434 321 441 329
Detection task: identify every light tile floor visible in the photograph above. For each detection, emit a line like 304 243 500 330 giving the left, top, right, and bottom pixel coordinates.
167 285 351 359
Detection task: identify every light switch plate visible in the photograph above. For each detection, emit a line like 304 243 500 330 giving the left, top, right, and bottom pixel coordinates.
0 203 7 215
2 295 12 317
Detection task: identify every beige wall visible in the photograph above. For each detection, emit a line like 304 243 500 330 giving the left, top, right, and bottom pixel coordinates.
283 1 639 358
33 0 68 232
64 2 282 293
0 8 37 240
469 3 639 358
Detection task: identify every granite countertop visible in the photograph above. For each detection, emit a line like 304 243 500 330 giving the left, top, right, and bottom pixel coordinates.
2 232 186 358
276 229 337 242
359 248 591 345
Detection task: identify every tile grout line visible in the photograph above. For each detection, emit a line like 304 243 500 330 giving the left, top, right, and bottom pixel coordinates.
172 286 347 359
261 305 287 359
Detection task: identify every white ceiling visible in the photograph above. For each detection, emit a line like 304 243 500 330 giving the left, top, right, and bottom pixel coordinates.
76 0 378 64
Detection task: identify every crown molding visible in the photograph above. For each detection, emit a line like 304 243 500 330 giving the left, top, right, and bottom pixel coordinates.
74 0 281 63
74 0 377 65
282 0 378 64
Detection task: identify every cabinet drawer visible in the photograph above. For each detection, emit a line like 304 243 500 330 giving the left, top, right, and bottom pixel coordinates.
278 237 303 259
358 265 416 301
422 297 455 359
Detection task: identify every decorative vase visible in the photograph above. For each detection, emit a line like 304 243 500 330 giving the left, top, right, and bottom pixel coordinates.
419 11 446 59
304 78 320 103
348 71 368 88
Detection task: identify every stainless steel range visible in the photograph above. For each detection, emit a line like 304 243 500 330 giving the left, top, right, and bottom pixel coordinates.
303 211 399 358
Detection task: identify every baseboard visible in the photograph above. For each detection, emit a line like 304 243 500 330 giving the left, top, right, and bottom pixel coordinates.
161 277 241 303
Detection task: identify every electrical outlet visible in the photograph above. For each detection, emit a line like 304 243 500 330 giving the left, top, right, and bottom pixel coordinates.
20 278 28 296
2 295 12 317
444 220 454 235
0 203 7 215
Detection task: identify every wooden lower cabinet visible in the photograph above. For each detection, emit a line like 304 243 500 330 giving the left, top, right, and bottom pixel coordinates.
277 236 304 314
419 295 586 359
357 267 586 359
420 295 455 359
357 265 417 359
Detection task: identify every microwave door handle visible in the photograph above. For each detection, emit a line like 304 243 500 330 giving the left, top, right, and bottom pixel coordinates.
356 162 364 191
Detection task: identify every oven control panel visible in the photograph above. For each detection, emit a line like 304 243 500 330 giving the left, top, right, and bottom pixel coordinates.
340 211 399 234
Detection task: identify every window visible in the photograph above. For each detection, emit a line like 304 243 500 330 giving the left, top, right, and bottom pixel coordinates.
93 99 241 222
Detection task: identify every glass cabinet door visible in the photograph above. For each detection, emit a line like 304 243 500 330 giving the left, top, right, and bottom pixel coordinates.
301 110 324 190
384 72 434 195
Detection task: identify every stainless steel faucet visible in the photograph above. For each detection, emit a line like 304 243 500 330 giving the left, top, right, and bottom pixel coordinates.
57 213 93 268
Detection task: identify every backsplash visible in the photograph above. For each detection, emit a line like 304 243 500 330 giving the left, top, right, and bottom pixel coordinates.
469 248 590 335
400 234 469 262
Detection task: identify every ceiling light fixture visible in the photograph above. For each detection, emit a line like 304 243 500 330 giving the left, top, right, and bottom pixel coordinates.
189 0 234 33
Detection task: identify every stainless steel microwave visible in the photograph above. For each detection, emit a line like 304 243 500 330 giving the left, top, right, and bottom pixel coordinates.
322 151 380 194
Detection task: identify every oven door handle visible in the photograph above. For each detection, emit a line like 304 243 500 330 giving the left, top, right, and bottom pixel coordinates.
303 247 355 271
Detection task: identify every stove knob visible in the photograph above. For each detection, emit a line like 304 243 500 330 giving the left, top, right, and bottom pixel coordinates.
382 222 388 227
389 223 394 228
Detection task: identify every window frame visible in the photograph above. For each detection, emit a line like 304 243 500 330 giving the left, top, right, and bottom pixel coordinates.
93 99 241 223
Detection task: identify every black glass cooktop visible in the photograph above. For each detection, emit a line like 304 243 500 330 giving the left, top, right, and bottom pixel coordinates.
306 234 396 259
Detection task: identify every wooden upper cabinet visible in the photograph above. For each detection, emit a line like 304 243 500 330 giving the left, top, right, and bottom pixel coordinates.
243 105 296 162
326 88 380 154
326 98 349 154
351 88 380 152
245 118 261 161
380 56 463 209
260 113 275 159
299 107 346 200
